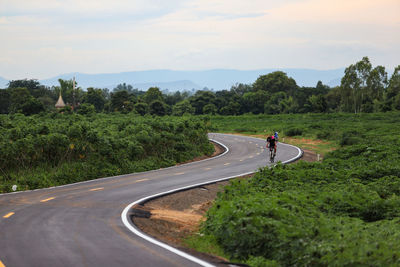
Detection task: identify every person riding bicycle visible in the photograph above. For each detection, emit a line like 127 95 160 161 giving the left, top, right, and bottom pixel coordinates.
266 134 277 156
274 131 279 142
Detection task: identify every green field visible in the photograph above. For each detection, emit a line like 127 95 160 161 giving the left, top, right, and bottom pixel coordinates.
188 112 400 266
0 113 213 193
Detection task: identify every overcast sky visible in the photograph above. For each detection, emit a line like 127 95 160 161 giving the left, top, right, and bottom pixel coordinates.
1 0 399 80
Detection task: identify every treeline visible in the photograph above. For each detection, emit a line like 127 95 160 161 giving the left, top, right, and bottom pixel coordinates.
0 113 213 192
1 57 399 116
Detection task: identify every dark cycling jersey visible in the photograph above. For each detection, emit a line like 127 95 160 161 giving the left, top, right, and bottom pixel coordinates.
266 136 276 148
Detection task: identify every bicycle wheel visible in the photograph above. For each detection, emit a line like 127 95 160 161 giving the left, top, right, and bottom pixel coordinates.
270 149 274 163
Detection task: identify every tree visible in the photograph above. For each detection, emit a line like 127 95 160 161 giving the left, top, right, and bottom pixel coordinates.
144 87 163 104
202 103 217 115
340 57 381 113
242 90 270 114
0 89 10 114
230 83 252 96
8 79 47 99
165 91 186 106
219 102 241 115
9 87 33 113
264 92 288 114
82 88 106 112
384 66 400 110
110 90 136 112
215 90 241 112
325 86 341 112
9 87 44 115
367 65 388 101
113 83 133 92
253 71 298 96
134 102 148 116
189 91 216 115
307 95 327 113
149 100 166 116
76 103 95 115
172 100 195 116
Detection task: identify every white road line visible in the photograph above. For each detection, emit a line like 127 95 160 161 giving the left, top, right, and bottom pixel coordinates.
121 136 302 267
0 138 228 197
121 139 230 267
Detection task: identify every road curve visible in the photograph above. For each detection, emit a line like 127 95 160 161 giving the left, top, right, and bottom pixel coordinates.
0 133 301 267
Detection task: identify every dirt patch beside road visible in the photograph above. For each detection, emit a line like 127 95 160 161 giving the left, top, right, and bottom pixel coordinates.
131 142 317 265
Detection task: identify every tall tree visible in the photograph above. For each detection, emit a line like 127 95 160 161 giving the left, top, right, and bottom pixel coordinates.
242 90 270 114
9 87 44 115
0 89 10 114
367 65 388 101
172 100 195 116
189 91 216 115
340 57 373 113
386 66 400 105
82 88 106 112
143 87 163 104
110 90 136 112
253 71 298 96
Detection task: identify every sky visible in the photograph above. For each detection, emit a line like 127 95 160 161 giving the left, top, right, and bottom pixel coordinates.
1 0 399 80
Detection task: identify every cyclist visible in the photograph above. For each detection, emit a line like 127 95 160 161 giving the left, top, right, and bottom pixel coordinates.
274 131 279 142
266 134 277 156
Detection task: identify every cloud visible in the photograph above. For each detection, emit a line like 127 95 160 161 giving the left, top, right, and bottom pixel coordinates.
0 0 399 79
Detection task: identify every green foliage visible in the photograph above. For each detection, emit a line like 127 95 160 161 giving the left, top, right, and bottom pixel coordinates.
172 100 195 116
149 100 167 116
0 113 213 192
8 87 45 115
285 127 303 136
203 103 218 115
199 112 400 266
77 103 96 115
82 87 106 112
253 71 298 96
143 87 163 104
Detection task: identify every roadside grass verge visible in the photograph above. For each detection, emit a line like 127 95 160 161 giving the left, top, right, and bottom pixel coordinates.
186 112 400 266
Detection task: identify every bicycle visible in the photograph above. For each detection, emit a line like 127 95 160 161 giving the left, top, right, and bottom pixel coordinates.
269 146 275 163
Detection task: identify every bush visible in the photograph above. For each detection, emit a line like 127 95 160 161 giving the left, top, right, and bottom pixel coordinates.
200 112 400 265
0 113 214 192
285 127 303 136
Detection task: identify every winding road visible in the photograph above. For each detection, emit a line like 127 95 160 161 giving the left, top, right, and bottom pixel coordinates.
0 133 301 267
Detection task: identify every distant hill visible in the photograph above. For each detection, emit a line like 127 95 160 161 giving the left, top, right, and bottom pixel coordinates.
39 68 344 91
133 80 201 91
0 76 8 88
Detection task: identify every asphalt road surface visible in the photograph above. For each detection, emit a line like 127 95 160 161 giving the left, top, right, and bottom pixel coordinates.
0 133 301 267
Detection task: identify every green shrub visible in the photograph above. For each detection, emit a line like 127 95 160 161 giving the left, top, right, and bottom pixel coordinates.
285 127 303 136
199 112 400 265
0 113 213 192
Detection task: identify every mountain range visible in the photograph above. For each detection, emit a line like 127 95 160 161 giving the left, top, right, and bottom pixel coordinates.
1 68 345 91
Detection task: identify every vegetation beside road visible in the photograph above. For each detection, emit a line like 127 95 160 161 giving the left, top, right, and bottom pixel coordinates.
0 113 213 193
189 112 400 266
